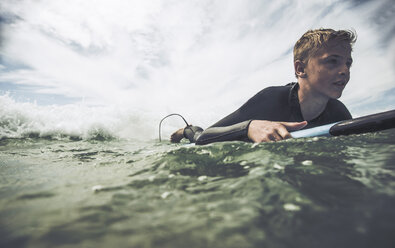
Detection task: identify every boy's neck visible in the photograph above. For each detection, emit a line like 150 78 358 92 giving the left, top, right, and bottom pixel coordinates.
297 81 329 121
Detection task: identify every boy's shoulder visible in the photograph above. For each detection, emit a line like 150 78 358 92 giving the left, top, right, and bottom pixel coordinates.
253 83 295 98
238 83 295 111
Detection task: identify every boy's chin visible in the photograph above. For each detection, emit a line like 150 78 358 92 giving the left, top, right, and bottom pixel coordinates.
329 92 343 99
328 87 345 99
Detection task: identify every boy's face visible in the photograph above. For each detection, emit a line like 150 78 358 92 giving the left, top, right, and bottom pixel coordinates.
303 40 353 100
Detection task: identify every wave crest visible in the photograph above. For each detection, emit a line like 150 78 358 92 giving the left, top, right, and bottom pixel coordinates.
0 94 156 141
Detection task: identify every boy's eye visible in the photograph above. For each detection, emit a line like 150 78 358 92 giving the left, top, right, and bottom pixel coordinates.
328 59 338 64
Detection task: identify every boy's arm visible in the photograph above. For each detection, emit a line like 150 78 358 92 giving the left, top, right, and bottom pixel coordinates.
172 87 283 144
171 120 307 145
194 121 252 145
194 120 307 145
170 122 251 144
172 85 306 144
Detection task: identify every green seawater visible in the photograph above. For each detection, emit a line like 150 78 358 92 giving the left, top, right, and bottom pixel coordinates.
1 130 395 248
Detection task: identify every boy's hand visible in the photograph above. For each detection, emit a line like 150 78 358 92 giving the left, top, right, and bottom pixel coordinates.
170 127 185 143
248 120 307 143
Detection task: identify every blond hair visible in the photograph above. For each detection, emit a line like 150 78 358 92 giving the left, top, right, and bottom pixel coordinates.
293 28 357 77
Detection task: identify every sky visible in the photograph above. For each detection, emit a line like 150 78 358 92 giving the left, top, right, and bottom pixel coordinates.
0 0 394 129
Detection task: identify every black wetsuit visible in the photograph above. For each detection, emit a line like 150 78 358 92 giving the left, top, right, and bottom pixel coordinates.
184 83 352 145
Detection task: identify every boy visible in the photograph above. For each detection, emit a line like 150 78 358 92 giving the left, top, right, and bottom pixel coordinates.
171 28 356 145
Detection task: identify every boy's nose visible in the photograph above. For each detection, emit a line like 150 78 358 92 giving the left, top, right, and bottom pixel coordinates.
339 63 350 76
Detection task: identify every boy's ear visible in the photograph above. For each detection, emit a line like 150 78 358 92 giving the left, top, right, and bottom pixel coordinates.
294 60 307 78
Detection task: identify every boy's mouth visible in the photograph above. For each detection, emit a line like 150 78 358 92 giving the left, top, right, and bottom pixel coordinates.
333 81 346 87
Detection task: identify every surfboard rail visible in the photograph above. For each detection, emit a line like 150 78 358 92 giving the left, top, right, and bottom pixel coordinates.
291 109 395 138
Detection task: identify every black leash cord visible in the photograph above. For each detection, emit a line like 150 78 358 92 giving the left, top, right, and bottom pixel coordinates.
158 113 190 142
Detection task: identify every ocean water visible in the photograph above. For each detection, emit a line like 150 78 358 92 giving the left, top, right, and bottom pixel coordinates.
1 127 395 248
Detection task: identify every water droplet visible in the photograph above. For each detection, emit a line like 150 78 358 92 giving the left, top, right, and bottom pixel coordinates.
301 160 313 166
273 163 283 170
198 175 207 181
161 192 171 199
92 185 103 192
283 203 301 211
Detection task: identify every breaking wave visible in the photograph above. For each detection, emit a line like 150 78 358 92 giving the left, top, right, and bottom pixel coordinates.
0 94 162 141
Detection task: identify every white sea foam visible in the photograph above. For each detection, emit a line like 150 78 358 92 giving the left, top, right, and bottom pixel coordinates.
0 94 165 140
